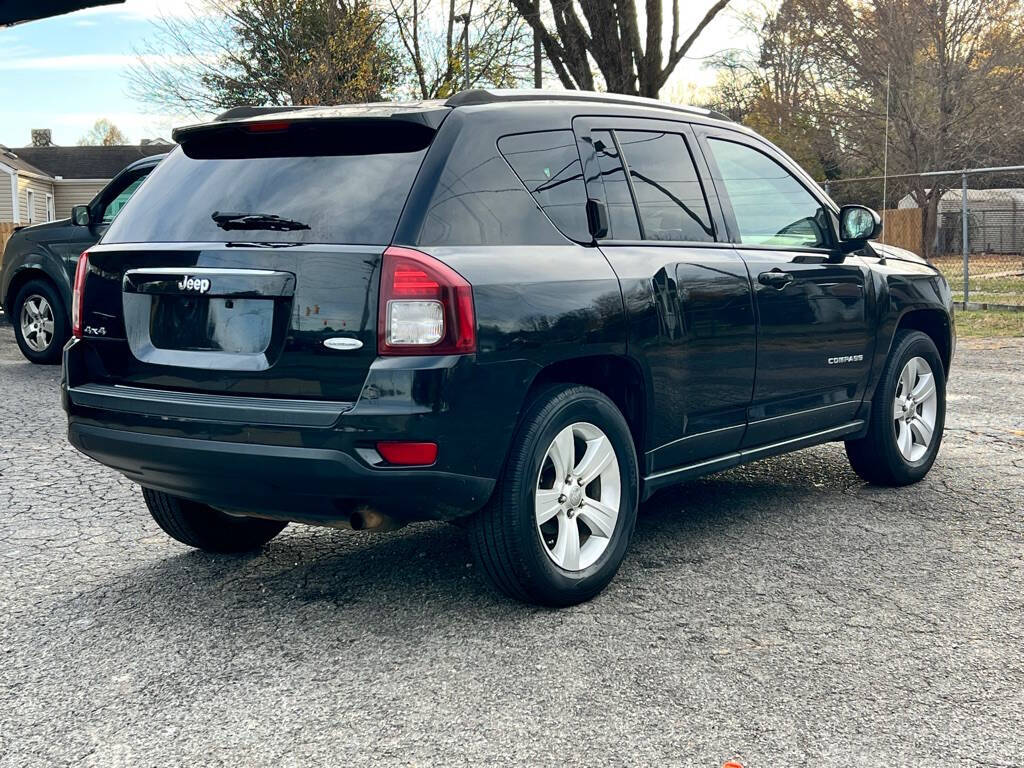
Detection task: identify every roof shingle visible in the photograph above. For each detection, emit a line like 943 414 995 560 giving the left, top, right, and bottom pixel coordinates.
4 144 171 180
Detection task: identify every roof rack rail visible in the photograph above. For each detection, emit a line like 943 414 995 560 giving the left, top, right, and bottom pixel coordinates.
444 88 731 122
214 105 320 122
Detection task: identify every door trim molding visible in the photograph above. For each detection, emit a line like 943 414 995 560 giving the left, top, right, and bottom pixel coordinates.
642 419 866 500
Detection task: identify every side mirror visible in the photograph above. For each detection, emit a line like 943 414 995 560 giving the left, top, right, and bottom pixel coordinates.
838 205 882 252
71 205 91 227
586 198 608 240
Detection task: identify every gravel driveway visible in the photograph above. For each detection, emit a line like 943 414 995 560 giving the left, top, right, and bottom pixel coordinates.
1 324 1021 768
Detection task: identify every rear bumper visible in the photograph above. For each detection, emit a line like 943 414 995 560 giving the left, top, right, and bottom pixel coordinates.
63 338 535 524
67 422 494 523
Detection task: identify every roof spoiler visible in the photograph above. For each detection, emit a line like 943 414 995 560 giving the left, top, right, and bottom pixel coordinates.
175 104 449 144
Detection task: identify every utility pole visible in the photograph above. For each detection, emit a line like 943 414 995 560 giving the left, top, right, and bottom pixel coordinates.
455 13 470 91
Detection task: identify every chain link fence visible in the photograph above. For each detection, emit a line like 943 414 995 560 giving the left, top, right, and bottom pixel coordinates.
824 167 1024 310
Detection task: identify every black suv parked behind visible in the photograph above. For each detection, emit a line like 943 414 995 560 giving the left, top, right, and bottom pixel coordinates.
1 154 163 363
64 90 954 606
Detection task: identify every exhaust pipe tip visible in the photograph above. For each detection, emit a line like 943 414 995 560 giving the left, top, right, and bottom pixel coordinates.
349 507 403 533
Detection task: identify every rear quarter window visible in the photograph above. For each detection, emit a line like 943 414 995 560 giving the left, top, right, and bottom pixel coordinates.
497 131 590 242
417 124 569 247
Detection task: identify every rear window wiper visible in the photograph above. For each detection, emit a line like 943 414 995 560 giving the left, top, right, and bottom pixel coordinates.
211 211 310 231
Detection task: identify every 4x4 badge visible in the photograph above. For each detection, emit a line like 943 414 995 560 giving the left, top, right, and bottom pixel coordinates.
177 276 211 293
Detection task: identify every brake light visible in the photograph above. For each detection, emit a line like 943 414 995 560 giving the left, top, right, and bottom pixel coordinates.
376 441 438 466
378 246 475 355
246 120 290 133
72 250 89 339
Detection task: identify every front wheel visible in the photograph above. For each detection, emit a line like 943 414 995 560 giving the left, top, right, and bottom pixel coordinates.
469 385 639 606
845 330 946 486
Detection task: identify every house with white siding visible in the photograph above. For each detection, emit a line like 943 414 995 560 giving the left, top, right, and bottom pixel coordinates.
0 133 169 226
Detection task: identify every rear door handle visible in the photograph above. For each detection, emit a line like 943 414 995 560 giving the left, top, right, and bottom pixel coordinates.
758 270 795 288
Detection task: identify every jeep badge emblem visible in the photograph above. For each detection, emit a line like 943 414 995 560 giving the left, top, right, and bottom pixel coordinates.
324 337 363 351
177 276 211 293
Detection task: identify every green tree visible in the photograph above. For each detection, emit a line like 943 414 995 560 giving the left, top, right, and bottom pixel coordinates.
130 0 402 114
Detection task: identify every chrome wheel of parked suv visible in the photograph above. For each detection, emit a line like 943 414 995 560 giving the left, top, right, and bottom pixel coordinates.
893 356 938 462
536 422 621 572
11 279 68 365
20 294 55 352
471 385 638 606
846 330 946 486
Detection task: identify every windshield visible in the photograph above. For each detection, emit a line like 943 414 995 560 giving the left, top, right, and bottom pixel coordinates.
104 122 431 245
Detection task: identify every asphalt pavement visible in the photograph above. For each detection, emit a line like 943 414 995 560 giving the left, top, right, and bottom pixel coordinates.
1 323 1021 767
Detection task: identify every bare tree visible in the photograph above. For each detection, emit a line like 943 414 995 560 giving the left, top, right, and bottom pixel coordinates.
702 0 1024 256
809 0 1024 255
128 0 402 117
386 0 532 99
703 0 835 178
508 0 731 97
77 119 129 146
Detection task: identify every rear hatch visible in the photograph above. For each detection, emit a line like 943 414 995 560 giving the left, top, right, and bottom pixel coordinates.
77 110 443 401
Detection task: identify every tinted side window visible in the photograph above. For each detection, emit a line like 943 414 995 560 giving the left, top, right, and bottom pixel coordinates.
498 131 589 242
101 175 147 224
616 131 714 242
584 130 641 240
707 138 829 249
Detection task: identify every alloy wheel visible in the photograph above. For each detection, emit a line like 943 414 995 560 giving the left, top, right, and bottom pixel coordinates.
535 422 621 571
893 356 938 462
20 294 55 353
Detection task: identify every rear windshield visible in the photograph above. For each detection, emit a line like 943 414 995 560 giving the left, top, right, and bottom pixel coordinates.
104 120 432 245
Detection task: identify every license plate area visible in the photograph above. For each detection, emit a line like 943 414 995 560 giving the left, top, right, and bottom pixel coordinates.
123 268 295 371
150 295 272 354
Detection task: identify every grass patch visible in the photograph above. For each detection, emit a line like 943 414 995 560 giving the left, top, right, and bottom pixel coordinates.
933 253 1024 307
952 291 1024 305
955 308 1024 337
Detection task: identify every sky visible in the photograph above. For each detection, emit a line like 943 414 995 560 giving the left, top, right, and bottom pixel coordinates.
0 0 753 148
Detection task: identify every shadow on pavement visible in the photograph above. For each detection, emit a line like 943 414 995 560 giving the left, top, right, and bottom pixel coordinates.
48 451 837 642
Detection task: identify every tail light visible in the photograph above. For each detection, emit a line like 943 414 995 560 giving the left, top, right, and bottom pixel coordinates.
378 246 475 355
71 250 89 339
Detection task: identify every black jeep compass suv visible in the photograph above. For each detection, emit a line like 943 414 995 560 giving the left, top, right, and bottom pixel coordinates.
63 90 955 606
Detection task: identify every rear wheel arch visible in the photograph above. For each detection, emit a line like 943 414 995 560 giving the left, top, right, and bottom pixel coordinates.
894 308 952 375
524 355 648 460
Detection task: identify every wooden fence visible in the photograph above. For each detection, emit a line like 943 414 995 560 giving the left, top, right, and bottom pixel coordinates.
878 208 923 254
0 223 14 256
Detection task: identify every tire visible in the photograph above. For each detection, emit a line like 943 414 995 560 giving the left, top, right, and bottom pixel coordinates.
11 278 69 365
845 330 946 486
142 488 287 553
469 385 639 607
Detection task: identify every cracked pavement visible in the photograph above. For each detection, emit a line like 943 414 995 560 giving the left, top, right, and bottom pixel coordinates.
0 323 1021 767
